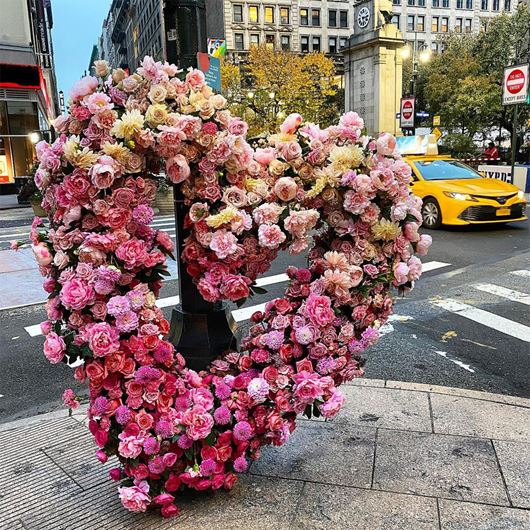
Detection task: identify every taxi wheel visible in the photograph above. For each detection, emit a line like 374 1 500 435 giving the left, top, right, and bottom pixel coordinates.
422 198 442 229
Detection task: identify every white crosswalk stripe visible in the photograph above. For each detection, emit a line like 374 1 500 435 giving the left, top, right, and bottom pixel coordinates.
473 283 530 306
510 270 530 278
434 298 530 343
422 261 450 272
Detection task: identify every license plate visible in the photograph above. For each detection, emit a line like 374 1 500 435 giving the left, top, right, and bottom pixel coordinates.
496 208 510 216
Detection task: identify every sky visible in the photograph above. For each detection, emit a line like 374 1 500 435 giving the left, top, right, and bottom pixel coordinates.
51 0 111 96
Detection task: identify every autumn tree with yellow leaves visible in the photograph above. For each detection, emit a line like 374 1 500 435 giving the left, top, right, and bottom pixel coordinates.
221 46 342 137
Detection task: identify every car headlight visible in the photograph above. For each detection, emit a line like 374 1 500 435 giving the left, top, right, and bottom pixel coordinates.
517 191 526 200
443 192 477 201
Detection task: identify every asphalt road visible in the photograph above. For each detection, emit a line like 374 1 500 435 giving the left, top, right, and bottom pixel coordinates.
0 211 528 422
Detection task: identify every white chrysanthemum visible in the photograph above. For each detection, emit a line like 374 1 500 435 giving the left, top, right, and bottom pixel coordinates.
329 144 364 171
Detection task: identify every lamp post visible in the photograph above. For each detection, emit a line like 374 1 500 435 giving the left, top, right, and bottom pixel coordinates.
163 0 237 371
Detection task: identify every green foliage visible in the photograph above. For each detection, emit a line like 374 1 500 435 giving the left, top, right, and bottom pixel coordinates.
441 133 478 157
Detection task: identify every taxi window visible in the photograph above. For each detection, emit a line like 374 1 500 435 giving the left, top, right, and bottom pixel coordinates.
415 160 482 181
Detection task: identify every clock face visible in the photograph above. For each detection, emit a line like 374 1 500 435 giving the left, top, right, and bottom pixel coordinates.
357 7 370 29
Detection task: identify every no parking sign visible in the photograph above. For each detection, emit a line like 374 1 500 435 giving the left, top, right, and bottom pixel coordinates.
502 64 529 105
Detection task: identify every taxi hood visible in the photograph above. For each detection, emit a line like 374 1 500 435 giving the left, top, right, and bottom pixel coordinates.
424 178 520 196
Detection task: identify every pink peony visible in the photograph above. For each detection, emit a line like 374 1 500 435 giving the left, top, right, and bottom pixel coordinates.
86 322 120 357
254 147 276 165
182 406 214 440
70 76 98 100
43 332 66 364
416 234 432 256
60 278 95 310
376 133 397 156
305 294 335 327
319 389 344 418
280 113 302 134
393 262 410 285
220 274 250 301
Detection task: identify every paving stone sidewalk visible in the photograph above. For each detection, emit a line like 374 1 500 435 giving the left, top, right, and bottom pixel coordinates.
1 379 529 530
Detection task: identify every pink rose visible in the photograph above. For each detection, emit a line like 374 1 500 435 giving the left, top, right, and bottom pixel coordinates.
182 406 214 440
292 371 324 404
166 154 190 183
404 222 420 242
60 278 95 310
258 224 286 249
319 389 344 418
43 332 66 364
393 262 410 285
32 243 53 266
219 274 250 301
416 234 432 256
86 322 120 357
376 133 397 156
274 177 298 202
118 481 151 513
407 256 422 280
254 147 276 165
280 113 302 134
116 239 148 270
339 111 364 129
305 294 335 326
70 76 98 100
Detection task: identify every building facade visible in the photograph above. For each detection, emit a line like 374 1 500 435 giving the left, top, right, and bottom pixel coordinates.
390 0 516 53
222 0 354 64
0 0 59 188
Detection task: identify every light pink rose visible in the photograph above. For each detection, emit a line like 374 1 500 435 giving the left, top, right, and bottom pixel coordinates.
182 406 214 440
376 133 397 156
258 224 286 249
32 243 53 266
280 113 302 134
319 389 344 418
43 332 66 364
166 154 190 183
339 111 364 129
274 177 298 202
407 256 422 280
254 147 276 165
118 481 151 513
70 76 98 100
292 371 324 404
393 262 410 285
416 234 432 256
404 222 420 242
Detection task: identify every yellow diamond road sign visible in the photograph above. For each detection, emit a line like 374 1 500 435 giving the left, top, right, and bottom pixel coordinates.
432 127 442 142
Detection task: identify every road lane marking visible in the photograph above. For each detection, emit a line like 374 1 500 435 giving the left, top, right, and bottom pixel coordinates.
435 350 475 373
510 270 530 278
473 283 530 306
434 298 530 342
422 261 451 272
255 273 289 287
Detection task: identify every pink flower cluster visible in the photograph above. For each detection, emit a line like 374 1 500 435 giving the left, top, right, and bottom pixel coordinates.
33 56 430 519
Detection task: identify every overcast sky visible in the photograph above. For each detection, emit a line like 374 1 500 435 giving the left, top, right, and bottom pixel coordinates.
51 0 111 97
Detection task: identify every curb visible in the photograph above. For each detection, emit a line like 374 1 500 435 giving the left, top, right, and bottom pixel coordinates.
1 380 528 433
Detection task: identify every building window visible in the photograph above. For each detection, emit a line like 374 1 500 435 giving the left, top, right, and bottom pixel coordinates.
492 0 499 9
457 0 463 7
248 5 259 23
455 17 463 32
340 11 348 27
391 14 400 28
329 36 337 53
233 4 243 22
234 33 244 50
417 15 425 31
504 0 510 9
407 15 415 31
407 0 415 5
329 10 337 27
312 36 321 51
418 0 426 6
339 37 348 49
466 0 473 7
431 42 439 52
432 0 440 6
312 9 321 26
481 0 488 8
393 0 401 4
265 34 275 48
442 0 449 7
432 16 439 31
465 18 472 32
264 6 274 24
280 7 289 24
301 35 309 52
300 8 309 25
250 34 260 46
281 35 290 50
441 16 449 31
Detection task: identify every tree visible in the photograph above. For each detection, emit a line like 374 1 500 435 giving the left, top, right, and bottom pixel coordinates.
221 46 340 136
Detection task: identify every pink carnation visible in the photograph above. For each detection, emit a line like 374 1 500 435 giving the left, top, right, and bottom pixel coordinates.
118 481 151 513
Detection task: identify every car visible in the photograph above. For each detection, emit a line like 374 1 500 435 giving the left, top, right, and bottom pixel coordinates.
404 155 527 229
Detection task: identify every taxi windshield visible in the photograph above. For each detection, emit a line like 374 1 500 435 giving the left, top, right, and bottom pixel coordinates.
415 160 482 181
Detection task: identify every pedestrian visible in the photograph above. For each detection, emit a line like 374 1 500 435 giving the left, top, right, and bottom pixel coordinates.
483 141 499 164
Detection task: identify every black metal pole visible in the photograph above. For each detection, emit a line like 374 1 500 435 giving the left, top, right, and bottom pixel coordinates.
163 0 237 371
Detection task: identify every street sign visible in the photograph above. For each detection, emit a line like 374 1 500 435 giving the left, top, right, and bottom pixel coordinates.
416 111 429 118
207 38 227 58
433 115 441 126
431 127 443 142
502 64 529 105
197 52 221 91
400 97 415 128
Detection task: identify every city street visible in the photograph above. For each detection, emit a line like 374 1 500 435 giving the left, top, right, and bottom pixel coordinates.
0 208 528 423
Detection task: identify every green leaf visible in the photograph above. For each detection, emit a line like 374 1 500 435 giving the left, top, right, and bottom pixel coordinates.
251 286 268 295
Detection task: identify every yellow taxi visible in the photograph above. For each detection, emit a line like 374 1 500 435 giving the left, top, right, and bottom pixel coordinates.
404 155 527 229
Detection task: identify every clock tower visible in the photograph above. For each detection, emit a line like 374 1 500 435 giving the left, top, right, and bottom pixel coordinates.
343 0 405 136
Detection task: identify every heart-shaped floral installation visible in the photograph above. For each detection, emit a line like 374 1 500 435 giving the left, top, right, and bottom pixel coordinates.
31 57 432 518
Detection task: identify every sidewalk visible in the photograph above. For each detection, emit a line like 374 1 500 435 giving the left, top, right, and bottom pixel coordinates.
0 193 27 210
1 380 529 530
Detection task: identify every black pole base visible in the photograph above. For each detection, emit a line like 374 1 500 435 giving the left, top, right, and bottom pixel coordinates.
168 304 238 372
